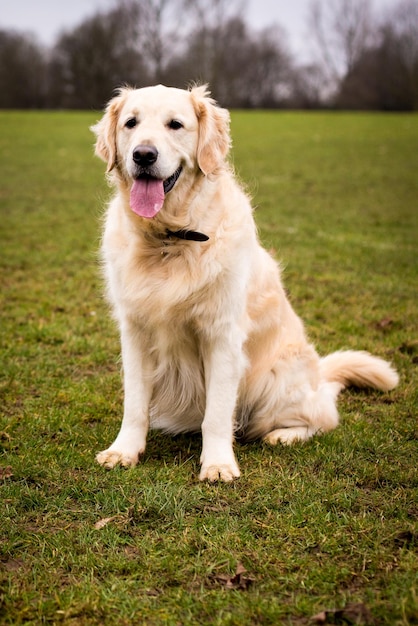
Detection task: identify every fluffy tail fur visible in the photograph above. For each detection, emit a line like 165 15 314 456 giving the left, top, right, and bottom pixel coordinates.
320 350 399 392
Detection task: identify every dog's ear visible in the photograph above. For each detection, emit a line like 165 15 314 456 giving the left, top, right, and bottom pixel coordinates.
190 85 231 176
91 88 130 172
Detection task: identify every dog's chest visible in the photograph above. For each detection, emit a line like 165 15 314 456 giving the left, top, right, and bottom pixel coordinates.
106 238 224 328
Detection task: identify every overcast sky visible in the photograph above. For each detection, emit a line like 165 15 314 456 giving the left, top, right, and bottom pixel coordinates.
0 0 401 62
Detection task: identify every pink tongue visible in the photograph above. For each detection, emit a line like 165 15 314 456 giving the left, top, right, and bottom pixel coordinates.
130 178 165 218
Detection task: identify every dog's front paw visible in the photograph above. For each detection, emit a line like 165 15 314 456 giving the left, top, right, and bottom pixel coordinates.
199 462 240 482
96 448 140 469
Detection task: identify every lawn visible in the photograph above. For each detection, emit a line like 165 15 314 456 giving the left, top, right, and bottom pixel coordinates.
0 108 417 625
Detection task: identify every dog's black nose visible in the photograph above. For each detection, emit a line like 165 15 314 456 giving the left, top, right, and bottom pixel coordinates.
132 145 158 167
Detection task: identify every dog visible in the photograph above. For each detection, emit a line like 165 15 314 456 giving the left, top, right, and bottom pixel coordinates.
91 84 398 482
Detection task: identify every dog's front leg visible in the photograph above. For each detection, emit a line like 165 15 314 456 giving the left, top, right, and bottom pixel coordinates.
96 321 153 469
199 333 245 482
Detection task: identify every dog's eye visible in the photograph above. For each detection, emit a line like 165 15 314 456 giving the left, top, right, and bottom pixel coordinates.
168 119 183 130
125 118 137 129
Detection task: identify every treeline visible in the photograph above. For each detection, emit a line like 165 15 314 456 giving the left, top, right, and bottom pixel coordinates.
0 0 417 110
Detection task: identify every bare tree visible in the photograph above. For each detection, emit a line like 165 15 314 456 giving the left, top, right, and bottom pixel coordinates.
183 0 247 31
290 63 327 109
165 17 293 108
123 0 185 82
308 0 374 96
49 4 148 109
176 0 247 91
388 0 418 108
242 25 293 108
336 0 418 110
0 31 47 108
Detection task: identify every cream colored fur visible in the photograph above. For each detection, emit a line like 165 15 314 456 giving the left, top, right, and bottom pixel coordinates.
92 84 399 482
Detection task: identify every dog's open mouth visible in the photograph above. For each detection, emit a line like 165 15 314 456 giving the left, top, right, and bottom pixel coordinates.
163 166 182 194
130 166 182 219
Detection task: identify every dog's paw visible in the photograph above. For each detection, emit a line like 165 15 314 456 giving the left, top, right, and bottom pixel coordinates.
263 426 312 446
199 463 240 482
96 449 139 469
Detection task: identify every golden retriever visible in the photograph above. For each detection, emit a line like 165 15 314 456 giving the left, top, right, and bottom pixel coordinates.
92 84 398 482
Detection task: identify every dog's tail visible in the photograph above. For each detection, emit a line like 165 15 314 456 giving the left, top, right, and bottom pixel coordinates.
320 350 399 392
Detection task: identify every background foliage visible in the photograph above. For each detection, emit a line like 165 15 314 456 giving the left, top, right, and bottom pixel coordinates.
0 0 417 110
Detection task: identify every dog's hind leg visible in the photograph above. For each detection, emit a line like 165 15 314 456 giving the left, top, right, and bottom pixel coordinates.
262 381 342 446
263 425 316 445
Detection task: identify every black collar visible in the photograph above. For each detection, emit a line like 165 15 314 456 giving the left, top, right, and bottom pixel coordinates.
166 229 209 242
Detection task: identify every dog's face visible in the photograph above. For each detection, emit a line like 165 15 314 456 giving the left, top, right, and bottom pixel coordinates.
92 85 231 219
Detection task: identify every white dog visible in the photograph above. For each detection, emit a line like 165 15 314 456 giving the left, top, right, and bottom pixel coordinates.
92 84 398 482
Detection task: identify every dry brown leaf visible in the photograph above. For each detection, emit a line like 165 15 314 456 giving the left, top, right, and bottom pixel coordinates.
376 317 393 329
145 588 162 597
94 508 135 530
209 562 254 591
94 515 120 530
0 466 13 480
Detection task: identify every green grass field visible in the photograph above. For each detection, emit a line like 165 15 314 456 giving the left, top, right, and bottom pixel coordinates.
0 109 417 625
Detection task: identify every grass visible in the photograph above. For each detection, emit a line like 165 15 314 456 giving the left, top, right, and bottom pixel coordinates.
0 109 417 625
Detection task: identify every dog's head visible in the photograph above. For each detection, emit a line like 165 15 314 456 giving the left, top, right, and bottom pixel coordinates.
92 84 231 219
